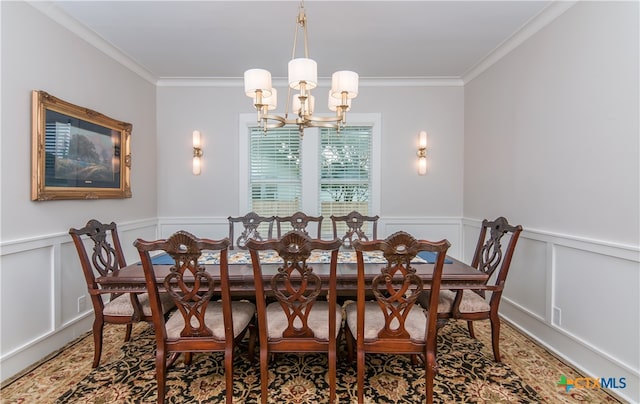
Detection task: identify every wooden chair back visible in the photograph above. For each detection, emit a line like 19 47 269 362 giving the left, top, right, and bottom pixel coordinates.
69 219 145 367
228 211 275 249
330 211 379 248
135 231 255 403
349 231 450 404
427 216 523 362
471 216 523 300
246 231 342 403
275 211 323 239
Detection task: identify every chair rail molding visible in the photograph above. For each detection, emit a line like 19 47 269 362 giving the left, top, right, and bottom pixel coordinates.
461 217 639 404
0 218 158 383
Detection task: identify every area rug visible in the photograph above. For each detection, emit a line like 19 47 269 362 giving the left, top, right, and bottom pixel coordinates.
52 321 540 403
2 319 623 403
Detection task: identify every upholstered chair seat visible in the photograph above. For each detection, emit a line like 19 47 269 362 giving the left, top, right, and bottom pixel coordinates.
420 289 491 314
345 302 428 342
164 301 255 340
103 293 174 317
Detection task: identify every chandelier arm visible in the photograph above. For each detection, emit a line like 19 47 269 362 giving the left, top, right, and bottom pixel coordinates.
305 115 342 124
306 121 341 129
285 84 292 120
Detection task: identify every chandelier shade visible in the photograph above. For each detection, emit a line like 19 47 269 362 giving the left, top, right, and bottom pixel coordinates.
262 88 278 111
244 69 272 97
243 0 358 135
330 71 359 99
288 58 318 90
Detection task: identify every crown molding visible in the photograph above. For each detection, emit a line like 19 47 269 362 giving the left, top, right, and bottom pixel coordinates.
156 76 464 88
29 0 574 89
27 1 158 85
462 1 577 84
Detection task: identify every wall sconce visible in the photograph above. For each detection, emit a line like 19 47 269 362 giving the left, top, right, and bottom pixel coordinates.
417 130 427 175
192 130 203 175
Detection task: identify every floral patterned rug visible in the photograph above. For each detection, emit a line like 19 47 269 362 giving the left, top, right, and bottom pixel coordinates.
1 319 622 403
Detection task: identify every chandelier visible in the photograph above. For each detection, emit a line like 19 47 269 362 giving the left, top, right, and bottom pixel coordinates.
243 1 358 135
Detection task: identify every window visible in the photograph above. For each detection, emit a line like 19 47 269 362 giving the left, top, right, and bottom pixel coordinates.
239 113 380 237
319 126 372 219
248 127 302 216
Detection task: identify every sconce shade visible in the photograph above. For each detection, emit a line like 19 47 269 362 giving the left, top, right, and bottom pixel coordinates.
418 156 427 175
418 130 427 175
192 156 201 175
192 130 201 148
419 131 427 149
192 130 203 176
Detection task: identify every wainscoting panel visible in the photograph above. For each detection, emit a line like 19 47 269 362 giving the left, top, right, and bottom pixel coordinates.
503 236 548 320
59 240 91 326
554 244 639 371
485 222 640 404
0 218 157 383
1 247 54 355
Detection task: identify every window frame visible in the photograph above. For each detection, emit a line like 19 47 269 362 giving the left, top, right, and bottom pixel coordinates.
238 113 381 218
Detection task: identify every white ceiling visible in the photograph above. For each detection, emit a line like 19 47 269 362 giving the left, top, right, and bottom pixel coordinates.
48 0 553 80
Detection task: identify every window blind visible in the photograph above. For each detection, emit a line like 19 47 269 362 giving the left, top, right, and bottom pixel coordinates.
249 127 302 217
319 126 372 235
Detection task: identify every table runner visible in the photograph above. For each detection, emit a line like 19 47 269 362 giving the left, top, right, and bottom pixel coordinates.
148 250 451 265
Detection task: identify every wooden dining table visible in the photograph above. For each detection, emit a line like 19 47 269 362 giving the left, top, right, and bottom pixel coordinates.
95 250 489 298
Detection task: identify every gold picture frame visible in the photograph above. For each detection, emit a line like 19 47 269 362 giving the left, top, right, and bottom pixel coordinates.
31 90 132 201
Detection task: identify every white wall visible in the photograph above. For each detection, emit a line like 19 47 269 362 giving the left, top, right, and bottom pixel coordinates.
463 2 639 402
0 2 158 381
155 83 464 223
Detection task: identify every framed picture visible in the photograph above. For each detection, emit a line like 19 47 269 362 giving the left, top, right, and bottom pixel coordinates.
31 90 132 200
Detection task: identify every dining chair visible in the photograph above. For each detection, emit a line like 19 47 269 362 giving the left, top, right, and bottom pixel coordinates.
246 232 342 404
228 211 275 249
275 211 323 239
135 231 256 404
417 216 523 362
329 211 379 248
69 219 175 368
345 231 450 404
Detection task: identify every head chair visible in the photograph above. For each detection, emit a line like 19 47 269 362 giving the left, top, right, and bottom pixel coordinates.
330 211 379 248
227 211 275 249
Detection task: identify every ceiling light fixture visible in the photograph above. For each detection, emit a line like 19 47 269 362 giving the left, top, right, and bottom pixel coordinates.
243 1 358 136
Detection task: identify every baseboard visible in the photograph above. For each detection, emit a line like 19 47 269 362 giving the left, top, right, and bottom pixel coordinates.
0 316 93 384
501 301 639 403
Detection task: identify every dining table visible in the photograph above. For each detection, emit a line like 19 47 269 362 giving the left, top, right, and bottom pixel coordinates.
95 249 489 298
